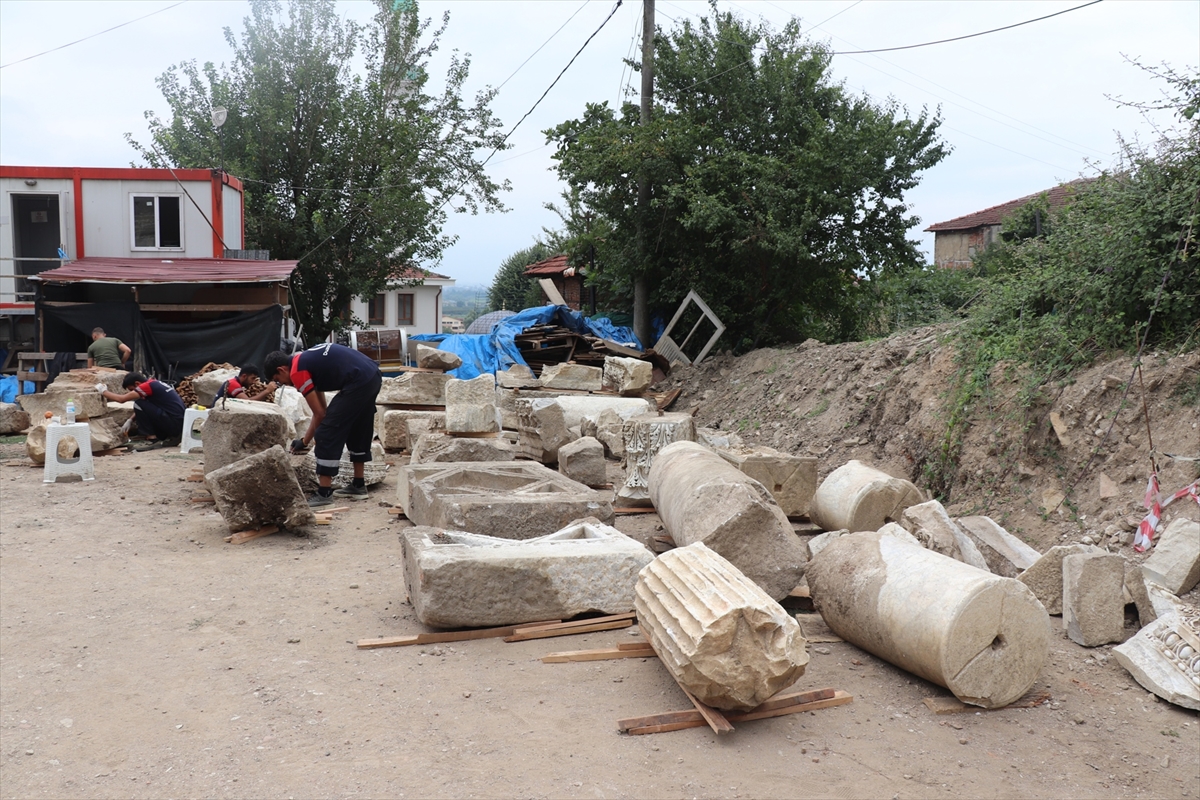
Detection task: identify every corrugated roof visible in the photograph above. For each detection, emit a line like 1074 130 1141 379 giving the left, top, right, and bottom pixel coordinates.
30 257 299 285
523 254 571 276
925 179 1095 232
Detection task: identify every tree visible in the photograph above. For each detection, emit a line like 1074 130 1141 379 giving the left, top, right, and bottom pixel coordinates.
127 0 508 342
487 242 552 312
545 9 947 349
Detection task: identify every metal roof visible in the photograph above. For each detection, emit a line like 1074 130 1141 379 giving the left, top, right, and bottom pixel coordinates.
30 257 299 285
465 309 516 334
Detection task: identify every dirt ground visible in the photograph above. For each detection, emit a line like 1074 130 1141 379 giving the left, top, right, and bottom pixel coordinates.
2 332 1199 799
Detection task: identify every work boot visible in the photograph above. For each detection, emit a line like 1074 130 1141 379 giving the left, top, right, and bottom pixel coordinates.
333 484 369 500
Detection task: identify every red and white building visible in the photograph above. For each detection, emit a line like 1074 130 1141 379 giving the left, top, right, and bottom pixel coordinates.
1 166 244 327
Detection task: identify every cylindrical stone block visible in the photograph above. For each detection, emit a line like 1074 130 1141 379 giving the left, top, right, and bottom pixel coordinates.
649 441 805 600
809 460 924 532
807 532 1049 709
635 542 809 711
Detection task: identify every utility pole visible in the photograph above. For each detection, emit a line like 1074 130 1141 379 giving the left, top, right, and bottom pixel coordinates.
633 0 654 349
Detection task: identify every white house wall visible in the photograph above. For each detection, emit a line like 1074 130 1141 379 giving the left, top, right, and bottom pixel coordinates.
80 178 217 259
222 184 243 251
350 283 446 335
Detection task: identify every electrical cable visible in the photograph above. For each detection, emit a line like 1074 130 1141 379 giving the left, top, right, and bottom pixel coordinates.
496 0 591 91
828 0 1103 56
1 1 190 70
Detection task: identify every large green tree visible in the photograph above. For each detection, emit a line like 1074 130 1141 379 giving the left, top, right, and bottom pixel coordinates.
546 10 947 348
127 0 508 342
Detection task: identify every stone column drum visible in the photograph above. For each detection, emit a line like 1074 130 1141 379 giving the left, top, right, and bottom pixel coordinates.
809 460 924 532
635 542 809 711
649 440 805 601
807 532 1050 709
617 412 696 506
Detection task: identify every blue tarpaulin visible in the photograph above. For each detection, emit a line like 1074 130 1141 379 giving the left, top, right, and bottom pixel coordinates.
412 305 642 380
0 376 36 404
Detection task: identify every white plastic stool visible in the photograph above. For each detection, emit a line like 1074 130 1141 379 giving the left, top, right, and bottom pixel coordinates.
180 407 210 454
43 422 95 483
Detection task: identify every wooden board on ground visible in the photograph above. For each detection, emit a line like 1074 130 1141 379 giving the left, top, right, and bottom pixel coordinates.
541 641 656 663
922 690 1051 715
503 613 635 642
614 507 657 515
680 687 735 735
387 507 407 516
357 619 563 649
224 525 280 545
618 689 852 735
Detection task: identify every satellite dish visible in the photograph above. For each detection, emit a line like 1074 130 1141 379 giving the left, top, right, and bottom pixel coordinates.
211 107 228 129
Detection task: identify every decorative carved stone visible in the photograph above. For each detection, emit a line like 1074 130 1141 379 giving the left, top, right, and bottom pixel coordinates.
635 542 809 711
617 412 696 506
809 460 924 532
401 518 654 628
1113 608 1200 710
649 440 805 601
807 532 1049 709
398 460 613 538
516 398 573 462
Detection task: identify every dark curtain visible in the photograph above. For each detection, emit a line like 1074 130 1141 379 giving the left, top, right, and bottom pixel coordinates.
40 302 282 382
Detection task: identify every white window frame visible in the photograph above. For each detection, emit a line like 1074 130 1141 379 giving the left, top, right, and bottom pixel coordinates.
129 194 185 251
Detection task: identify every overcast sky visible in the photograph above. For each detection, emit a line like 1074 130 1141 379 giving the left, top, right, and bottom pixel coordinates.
1 0 1197 288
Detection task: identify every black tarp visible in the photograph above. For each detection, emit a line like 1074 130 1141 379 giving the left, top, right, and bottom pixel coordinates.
41 302 283 382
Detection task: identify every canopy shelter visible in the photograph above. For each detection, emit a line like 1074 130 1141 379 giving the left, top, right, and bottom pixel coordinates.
31 257 299 381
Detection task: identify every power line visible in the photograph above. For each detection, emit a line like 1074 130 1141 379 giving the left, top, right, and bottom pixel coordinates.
0 1 190 70
830 0 1103 56
497 0 592 91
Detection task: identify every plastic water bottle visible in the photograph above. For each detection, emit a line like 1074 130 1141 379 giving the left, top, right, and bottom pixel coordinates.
65 399 76 425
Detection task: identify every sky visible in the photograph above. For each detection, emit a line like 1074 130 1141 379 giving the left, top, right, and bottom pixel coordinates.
1 0 1197 288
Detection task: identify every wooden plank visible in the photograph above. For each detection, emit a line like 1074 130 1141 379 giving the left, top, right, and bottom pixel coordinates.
503 619 632 642
617 641 653 651
540 644 655 663
356 619 564 649
186 474 206 482
613 507 657 515
681 687 735 735
227 525 280 545
509 612 634 635
619 690 852 735
387 507 407 516
138 303 276 312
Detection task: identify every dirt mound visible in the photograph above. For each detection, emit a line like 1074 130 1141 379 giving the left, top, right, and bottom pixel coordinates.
668 325 1200 555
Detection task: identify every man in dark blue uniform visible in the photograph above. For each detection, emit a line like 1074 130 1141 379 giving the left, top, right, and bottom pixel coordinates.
98 373 186 450
264 344 382 506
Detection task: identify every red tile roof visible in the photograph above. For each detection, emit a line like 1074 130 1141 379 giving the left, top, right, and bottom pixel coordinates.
523 254 571 276
925 179 1095 232
391 266 451 282
30 257 298 284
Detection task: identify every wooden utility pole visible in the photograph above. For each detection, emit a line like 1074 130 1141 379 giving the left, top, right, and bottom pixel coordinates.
633 0 654 349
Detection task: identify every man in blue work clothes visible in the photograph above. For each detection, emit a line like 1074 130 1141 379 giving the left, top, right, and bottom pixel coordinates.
264 344 382 507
